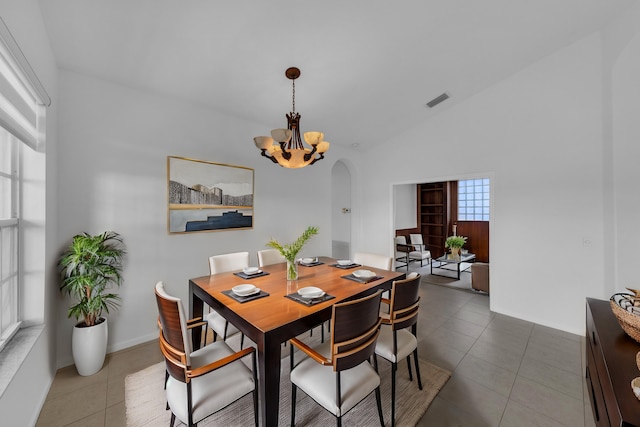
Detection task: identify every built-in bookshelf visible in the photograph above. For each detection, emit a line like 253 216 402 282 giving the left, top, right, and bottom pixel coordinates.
418 182 448 258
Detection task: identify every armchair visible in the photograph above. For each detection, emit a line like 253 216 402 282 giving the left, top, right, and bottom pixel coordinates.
408 234 431 266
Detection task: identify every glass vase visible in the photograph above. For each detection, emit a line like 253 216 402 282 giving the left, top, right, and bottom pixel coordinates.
286 259 298 281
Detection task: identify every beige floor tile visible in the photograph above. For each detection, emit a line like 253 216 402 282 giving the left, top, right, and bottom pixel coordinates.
476 325 530 353
105 401 126 427
518 354 583 400
438 375 508 426
106 373 126 407
36 381 107 427
106 341 163 380
426 325 479 353
67 411 105 427
509 376 584 426
440 316 487 339
500 400 567 427
468 339 525 373
455 354 517 397
44 363 109 400
419 396 496 427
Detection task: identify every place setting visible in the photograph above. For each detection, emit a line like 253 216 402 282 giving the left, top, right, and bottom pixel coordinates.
342 269 383 284
233 266 270 280
286 286 335 306
299 256 324 267
330 259 362 269
221 283 270 303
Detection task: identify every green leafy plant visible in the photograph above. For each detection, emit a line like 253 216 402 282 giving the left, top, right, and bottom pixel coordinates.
59 231 126 327
445 235 467 249
266 226 319 262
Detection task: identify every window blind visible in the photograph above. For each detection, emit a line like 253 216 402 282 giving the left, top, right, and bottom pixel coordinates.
0 17 50 151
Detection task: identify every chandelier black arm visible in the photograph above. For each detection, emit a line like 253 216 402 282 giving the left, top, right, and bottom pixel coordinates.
303 146 318 162
309 152 325 165
260 149 280 164
279 142 292 160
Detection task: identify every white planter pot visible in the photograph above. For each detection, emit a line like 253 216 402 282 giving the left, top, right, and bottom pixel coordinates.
72 317 108 376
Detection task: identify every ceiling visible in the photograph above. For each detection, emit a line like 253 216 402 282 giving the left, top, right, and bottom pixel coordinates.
38 0 632 150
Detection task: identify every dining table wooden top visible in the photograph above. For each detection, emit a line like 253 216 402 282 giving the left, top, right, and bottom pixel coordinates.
189 256 405 334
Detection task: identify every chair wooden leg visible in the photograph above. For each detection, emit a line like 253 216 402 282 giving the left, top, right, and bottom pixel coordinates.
252 352 259 427
336 372 343 427
406 355 413 381
391 362 397 427
413 348 423 390
169 412 176 427
290 383 297 427
375 385 385 427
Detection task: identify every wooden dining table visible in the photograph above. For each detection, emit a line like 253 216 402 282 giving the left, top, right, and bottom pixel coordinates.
189 256 405 427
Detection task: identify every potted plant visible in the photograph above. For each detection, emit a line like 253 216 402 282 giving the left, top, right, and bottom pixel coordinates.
58 231 126 376
445 235 468 259
266 226 319 281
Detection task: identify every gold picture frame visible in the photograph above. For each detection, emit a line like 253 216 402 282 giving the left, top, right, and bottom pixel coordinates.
167 156 254 233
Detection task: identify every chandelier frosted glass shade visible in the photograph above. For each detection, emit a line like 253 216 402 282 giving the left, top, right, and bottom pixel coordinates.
253 67 330 169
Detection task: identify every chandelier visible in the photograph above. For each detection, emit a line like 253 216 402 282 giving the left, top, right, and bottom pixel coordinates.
253 67 330 168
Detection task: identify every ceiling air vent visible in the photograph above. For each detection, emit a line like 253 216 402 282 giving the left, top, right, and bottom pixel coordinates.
426 92 449 108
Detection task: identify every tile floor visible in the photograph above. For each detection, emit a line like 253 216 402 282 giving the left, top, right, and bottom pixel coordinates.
36 267 593 427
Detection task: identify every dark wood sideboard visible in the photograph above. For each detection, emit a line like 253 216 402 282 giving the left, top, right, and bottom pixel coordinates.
585 298 640 427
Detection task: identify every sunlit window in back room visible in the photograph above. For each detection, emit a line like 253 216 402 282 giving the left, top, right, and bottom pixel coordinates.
458 178 490 221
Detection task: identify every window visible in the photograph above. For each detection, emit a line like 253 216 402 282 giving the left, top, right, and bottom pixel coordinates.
458 178 490 221
0 128 19 351
0 19 50 353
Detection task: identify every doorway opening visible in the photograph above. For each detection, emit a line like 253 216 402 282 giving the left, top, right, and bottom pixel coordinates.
331 160 351 259
393 177 491 296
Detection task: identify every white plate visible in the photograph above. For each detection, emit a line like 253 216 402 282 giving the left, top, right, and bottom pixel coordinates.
243 267 261 275
353 269 376 279
337 259 352 266
232 284 258 296
298 286 325 299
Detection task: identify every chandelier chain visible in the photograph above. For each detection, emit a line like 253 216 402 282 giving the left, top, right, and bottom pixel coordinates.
291 79 296 113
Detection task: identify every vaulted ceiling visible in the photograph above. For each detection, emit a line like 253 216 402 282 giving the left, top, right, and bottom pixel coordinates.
38 0 633 150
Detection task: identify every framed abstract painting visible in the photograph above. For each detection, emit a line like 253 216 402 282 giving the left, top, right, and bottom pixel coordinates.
167 156 254 233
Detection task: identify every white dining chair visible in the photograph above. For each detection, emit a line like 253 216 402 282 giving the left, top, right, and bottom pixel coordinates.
408 234 431 266
289 291 385 426
257 248 285 267
206 251 250 347
374 273 423 427
155 281 258 427
353 252 393 270
209 251 250 274
354 252 394 300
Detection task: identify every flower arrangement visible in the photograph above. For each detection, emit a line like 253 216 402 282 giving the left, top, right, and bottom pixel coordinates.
266 226 319 280
445 235 467 250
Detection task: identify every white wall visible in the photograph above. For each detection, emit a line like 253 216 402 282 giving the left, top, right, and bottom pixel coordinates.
611 23 640 293
54 70 349 367
0 1 59 425
355 34 606 335
394 184 417 230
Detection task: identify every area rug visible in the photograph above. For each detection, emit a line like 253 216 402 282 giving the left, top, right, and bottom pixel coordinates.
125 353 450 426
